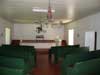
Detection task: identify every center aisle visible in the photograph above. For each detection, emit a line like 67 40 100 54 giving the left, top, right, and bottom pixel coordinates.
31 50 61 75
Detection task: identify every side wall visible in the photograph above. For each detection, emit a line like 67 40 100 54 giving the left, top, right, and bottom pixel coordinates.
65 12 100 49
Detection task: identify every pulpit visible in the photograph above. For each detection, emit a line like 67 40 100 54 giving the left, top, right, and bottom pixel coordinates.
36 35 44 40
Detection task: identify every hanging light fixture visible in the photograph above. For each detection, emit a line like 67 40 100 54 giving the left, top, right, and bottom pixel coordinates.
47 0 53 22
32 0 55 29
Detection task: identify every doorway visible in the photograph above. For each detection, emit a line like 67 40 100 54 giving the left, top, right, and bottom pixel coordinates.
85 31 97 51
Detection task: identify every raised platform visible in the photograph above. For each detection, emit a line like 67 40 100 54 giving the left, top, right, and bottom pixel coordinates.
21 40 55 43
20 40 56 49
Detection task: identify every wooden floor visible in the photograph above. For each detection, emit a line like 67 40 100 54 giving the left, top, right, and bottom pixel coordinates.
31 49 61 75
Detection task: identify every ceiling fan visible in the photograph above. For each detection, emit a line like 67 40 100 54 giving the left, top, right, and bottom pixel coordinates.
33 0 72 32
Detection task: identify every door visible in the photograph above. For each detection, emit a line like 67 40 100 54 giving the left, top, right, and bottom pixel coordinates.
85 31 97 51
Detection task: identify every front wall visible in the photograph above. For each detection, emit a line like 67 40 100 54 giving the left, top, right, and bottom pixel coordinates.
13 24 64 40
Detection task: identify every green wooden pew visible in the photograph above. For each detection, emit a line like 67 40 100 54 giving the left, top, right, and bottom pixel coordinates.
67 58 100 75
0 66 25 75
49 45 80 63
0 56 30 74
0 45 37 75
49 45 88 64
49 45 80 60
1 45 36 67
61 50 100 75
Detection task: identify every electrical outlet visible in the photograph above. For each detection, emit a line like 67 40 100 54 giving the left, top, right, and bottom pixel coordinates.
0 33 3 37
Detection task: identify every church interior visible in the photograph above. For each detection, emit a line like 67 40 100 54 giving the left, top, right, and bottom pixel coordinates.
0 0 100 75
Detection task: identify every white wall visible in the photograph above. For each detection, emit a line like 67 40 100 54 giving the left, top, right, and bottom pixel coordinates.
0 18 13 45
65 12 100 49
13 24 64 40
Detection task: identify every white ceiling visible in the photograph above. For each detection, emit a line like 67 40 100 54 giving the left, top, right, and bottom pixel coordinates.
0 0 100 23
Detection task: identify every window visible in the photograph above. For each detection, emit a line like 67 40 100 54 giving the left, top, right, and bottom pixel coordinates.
68 29 74 45
5 27 11 44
